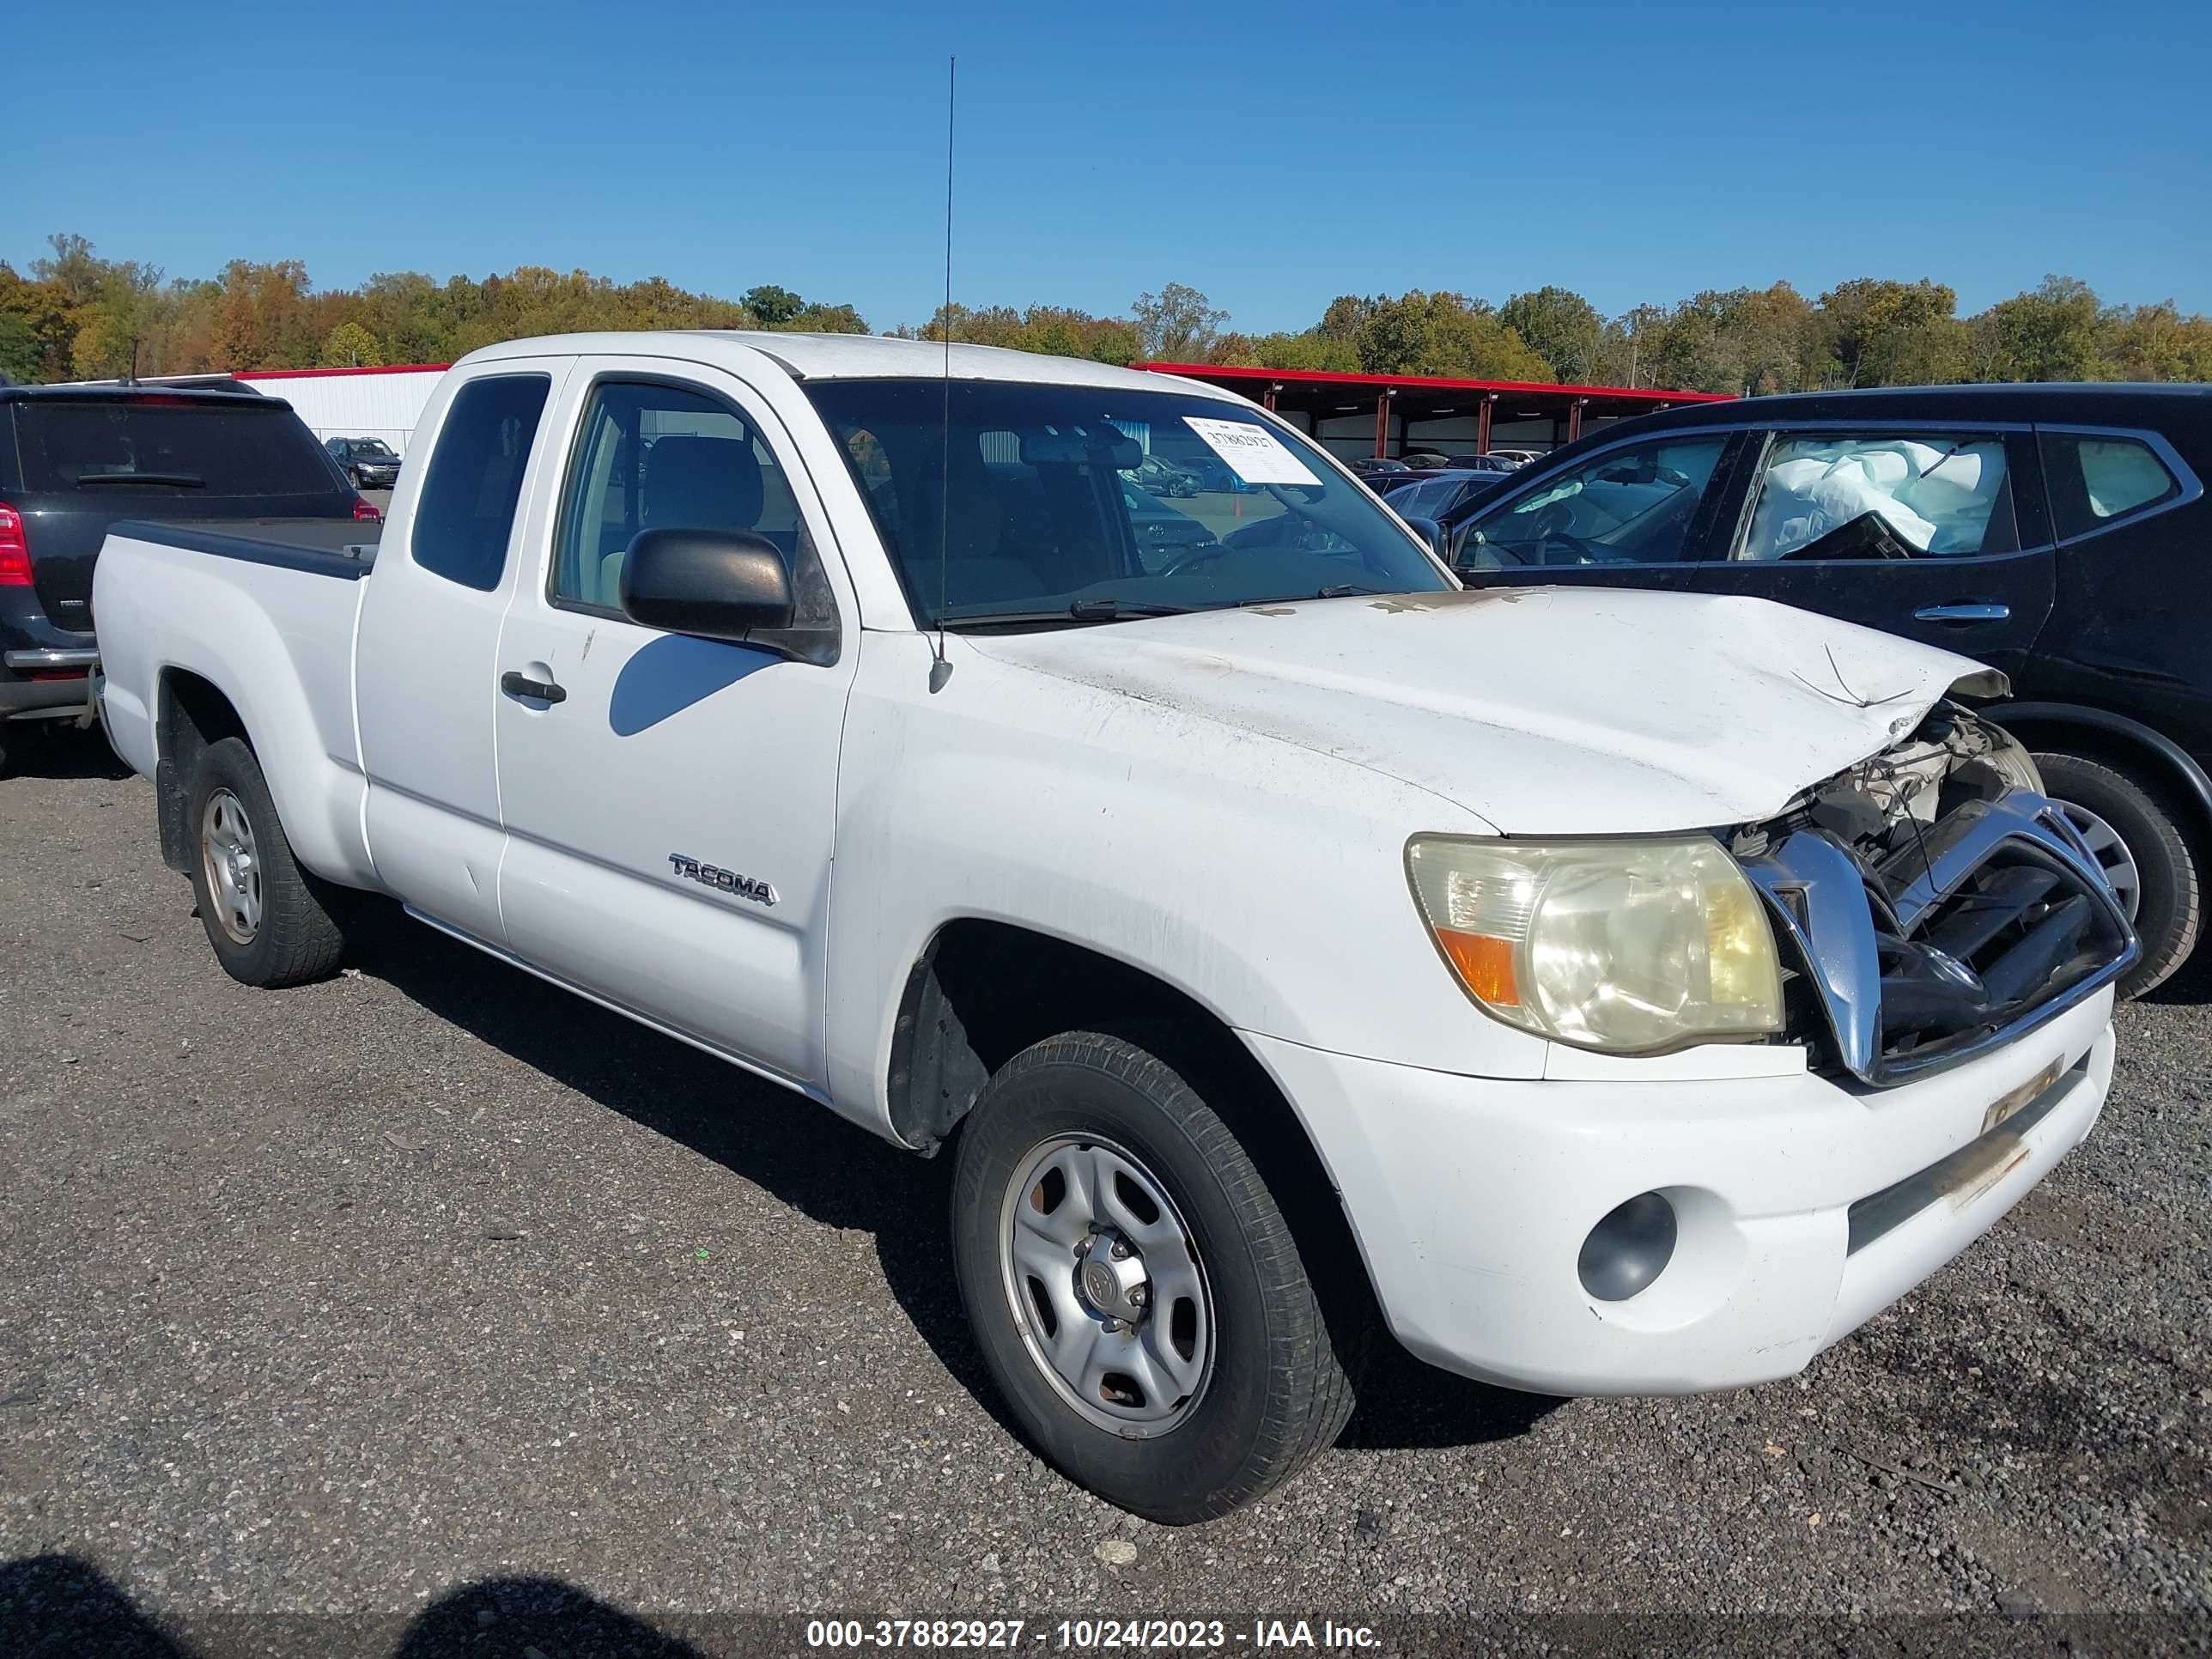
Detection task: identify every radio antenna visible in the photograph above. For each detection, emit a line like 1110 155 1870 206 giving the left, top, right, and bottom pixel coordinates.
927 54 957 695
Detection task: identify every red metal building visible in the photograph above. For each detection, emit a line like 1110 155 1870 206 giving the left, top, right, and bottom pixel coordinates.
1134 362 1731 460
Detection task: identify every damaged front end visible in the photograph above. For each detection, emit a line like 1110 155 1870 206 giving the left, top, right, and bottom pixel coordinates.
1734 702 2137 1085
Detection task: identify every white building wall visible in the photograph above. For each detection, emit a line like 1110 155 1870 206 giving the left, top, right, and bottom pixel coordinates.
235 368 447 459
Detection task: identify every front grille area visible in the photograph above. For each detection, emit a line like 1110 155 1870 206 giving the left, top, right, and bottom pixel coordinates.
1745 792 2136 1086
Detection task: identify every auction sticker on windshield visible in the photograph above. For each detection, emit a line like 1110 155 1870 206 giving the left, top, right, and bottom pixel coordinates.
1182 416 1322 487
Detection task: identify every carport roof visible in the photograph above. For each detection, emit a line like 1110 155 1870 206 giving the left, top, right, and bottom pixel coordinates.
1133 361 1732 418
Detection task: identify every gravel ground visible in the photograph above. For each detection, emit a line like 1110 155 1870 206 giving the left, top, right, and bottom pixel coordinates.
1 732 2207 1656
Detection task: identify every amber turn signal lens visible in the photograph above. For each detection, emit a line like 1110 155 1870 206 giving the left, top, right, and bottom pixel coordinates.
1437 929 1519 1006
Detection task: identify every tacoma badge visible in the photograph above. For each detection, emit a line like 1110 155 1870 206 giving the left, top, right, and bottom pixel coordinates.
667 854 778 907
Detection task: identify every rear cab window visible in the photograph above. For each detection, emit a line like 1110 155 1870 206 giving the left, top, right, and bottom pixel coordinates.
1736 433 2018 561
12 398 344 500
2038 431 2187 541
410 375 552 591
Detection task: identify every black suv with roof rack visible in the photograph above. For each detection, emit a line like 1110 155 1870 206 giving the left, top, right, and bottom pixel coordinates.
1430 382 2212 996
0 382 374 768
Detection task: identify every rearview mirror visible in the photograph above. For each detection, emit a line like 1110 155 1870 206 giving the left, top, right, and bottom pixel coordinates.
620 528 794 642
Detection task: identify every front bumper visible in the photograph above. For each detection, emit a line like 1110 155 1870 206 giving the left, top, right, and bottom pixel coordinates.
1246 984 2113 1396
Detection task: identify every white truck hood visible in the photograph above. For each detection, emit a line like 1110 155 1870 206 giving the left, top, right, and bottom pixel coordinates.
968 586 1998 836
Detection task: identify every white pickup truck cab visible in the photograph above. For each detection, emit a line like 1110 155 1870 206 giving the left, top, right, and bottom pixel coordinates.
93 332 2135 1522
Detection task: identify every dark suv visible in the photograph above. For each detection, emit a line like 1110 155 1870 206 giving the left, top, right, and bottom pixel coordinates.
325 435 403 489
1435 383 2212 995
0 384 371 765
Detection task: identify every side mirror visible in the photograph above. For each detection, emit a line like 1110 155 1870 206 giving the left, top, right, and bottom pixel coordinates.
1400 514 1445 559
620 527 793 642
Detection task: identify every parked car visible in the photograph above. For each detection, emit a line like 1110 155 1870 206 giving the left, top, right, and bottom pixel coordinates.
93 334 2130 1522
1381 468 1511 521
325 435 403 490
1349 456 1413 488
0 382 373 769
1125 452 1200 498
1435 383 2210 994
1171 453 1255 494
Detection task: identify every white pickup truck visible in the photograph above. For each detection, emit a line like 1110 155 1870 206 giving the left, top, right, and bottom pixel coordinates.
93 332 2135 1522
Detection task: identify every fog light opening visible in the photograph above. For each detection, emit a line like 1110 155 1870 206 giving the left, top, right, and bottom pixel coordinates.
1578 1191 1678 1303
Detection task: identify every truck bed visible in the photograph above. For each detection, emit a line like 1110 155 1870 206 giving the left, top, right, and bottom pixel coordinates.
107 517 381 579
94 517 383 892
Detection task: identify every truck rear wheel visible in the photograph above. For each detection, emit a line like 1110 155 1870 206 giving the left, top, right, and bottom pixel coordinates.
950 1030 1355 1522
186 735 349 988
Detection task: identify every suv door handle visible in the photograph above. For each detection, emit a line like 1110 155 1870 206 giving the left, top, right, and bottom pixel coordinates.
1913 603 2010 623
501 670 567 704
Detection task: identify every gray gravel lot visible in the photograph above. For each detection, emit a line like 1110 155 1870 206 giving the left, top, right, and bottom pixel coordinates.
1 732 2207 1656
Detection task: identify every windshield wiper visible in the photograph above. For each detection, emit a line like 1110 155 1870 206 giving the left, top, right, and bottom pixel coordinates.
943 599 1194 632
75 471 206 489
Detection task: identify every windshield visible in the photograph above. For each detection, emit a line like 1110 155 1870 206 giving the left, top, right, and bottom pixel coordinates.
803 380 1451 627
349 438 397 459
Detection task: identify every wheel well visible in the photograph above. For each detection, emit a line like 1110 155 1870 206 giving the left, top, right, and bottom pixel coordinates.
155 670 248 872
1996 708 2212 853
888 919 1379 1349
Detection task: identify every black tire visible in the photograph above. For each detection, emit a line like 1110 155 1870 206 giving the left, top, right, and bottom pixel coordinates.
2034 749 2202 998
185 735 349 988
951 1030 1355 1522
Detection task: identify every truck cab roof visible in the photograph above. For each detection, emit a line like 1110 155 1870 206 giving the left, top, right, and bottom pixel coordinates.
454 330 1244 396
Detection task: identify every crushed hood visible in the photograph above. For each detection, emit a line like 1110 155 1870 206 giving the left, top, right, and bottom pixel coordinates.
968 586 1999 836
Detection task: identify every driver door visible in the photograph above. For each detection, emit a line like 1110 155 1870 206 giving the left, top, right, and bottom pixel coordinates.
1453 431 1751 597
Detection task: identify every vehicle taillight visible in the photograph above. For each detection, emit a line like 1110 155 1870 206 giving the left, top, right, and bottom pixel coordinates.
352 496 383 523
0 504 31 586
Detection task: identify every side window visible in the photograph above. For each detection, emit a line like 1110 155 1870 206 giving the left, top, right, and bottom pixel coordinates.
551 379 839 659
1738 434 2015 561
411 374 550 591
2039 431 2181 541
1461 435 1728 570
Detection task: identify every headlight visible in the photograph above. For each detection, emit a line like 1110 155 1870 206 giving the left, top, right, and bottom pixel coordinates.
1406 835 1784 1053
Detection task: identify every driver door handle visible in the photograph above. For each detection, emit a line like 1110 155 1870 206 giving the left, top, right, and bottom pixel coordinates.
501 670 567 705
1914 603 2009 623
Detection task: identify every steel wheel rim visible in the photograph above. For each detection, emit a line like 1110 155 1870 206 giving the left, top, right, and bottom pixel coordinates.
2055 798 2142 923
200 788 262 944
999 1132 1215 1436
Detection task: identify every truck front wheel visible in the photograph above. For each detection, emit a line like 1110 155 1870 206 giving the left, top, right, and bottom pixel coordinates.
951 1030 1356 1522
186 735 349 988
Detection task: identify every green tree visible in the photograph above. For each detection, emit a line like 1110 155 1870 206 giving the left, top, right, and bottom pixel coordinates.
2104 301 2212 382
1132 283 1228 360
320 321 385 367
1354 291 1554 381
742 283 804 325
1972 276 2106 383
1498 286 1604 382
1816 278 1970 387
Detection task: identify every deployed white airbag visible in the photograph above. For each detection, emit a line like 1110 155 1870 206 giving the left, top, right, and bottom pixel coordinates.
1746 437 2007 558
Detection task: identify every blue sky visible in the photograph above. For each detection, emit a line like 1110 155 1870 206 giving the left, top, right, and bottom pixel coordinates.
12 0 2209 334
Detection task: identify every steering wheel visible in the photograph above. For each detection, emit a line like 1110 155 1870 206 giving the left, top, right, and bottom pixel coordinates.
1159 542 1234 578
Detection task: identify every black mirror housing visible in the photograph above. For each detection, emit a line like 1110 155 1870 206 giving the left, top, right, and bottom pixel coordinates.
620 527 794 642
1399 514 1445 558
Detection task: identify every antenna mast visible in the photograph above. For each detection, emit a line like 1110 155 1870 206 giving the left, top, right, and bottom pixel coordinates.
928 55 957 695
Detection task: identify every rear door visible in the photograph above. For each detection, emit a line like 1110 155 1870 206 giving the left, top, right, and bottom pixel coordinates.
6 392 358 629
1451 428 1750 597
355 363 568 945
1683 424 2055 677
490 361 857 1090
